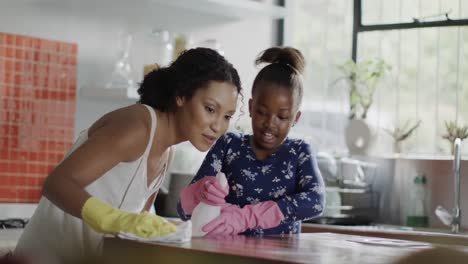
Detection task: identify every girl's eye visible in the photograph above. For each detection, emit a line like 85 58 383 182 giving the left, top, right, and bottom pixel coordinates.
205 106 215 114
279 116 289 121
256 110 266 116
225 115 233 120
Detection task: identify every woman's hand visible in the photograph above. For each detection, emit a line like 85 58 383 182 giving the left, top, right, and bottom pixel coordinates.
82 197 177 238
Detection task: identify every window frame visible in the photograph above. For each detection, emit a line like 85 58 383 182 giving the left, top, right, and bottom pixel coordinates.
351 0 468 61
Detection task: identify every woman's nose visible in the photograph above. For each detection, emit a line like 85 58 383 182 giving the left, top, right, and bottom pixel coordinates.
211 120 220 133
210 116 225 134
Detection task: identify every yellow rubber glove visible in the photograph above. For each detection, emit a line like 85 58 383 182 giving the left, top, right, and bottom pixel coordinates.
81 197 176 238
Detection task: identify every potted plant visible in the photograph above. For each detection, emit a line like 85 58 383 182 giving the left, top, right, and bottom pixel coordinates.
384 120 422 153
442 121 468 154
338 58 392 120
337 58 391 155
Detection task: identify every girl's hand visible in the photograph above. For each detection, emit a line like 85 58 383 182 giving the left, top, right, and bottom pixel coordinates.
202 201 284 237
179 176 229 215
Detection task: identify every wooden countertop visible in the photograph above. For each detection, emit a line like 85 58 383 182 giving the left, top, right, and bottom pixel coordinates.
101 232 466 264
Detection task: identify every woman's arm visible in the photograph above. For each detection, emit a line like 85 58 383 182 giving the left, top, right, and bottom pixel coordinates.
42 108 148 218
275 141 326 222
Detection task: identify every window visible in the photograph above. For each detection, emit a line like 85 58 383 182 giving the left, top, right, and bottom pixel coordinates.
286 0 468 157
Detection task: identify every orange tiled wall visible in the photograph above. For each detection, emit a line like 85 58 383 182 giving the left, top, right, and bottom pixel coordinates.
0 33 77 203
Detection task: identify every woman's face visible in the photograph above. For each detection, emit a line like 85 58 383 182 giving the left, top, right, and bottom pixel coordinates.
249 84 301 156
176 81 238 152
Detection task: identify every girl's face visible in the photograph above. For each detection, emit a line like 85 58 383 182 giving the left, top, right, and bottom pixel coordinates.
176 81 238 152
249 84 301 156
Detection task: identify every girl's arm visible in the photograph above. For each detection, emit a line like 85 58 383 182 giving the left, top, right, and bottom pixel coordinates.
200 140 325 236
275 141 326 222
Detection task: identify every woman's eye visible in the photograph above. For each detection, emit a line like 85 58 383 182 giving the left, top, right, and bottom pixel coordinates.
225 115 233 120
205 106 215 114
279 116 289 120
256 110 266 116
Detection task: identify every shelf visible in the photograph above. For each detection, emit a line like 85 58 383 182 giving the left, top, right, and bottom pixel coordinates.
153 0 287 20
326 187 369 194
16 0 286 28
80 86 139 101
364 153 468 161
326 205 354 210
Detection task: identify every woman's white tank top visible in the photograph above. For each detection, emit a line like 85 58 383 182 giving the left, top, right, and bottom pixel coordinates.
15 104 168 262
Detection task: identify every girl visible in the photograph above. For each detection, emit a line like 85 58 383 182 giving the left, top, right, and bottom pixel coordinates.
177 47 325 236
14 48 242 262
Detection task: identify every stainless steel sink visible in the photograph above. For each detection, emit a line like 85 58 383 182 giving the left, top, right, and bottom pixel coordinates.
302 223 468 246
366 224 468 235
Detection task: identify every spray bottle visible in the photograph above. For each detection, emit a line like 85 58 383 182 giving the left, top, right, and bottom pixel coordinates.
191 172 228 237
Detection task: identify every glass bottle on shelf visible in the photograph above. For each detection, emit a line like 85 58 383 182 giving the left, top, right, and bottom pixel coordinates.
143 29 173 77
105 32 138 97
173 34 194 60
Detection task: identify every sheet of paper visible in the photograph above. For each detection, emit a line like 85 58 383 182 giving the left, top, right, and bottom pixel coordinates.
118 220 192 244
346 237 431 248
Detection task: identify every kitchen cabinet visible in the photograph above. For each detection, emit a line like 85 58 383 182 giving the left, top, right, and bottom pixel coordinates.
1 0 285 101
150 0 286 21
5 0 286 25
73 0 285 100
70 0 286 100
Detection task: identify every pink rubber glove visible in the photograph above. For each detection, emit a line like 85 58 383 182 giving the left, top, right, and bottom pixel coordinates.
202 201 284 236
179 176 229 215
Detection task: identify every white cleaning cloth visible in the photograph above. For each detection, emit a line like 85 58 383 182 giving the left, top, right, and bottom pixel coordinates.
118 221 192 244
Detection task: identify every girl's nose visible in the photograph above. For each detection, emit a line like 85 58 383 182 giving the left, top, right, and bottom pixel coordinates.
263 115 276 129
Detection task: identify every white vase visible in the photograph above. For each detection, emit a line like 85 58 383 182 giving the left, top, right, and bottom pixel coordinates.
345 119 372 155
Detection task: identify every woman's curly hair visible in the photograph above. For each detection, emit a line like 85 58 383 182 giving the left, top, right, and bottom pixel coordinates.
138 47 242 112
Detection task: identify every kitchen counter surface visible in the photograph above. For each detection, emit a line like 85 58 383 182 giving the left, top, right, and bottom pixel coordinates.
103 232 468 264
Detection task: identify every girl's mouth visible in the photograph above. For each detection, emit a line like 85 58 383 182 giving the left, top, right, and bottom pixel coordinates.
260 131 276 144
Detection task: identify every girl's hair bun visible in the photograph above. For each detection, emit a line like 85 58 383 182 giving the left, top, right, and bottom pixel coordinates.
255 47 305 74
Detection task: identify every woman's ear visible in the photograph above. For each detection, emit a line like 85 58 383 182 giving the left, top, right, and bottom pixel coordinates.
248 98 253 117
293 111 302 126
176 96 185 107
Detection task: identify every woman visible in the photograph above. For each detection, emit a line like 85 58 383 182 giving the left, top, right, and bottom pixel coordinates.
14 47 242 263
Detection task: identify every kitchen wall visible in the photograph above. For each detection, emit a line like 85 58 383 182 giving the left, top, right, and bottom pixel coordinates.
365 157 468 229
0 32 77 203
